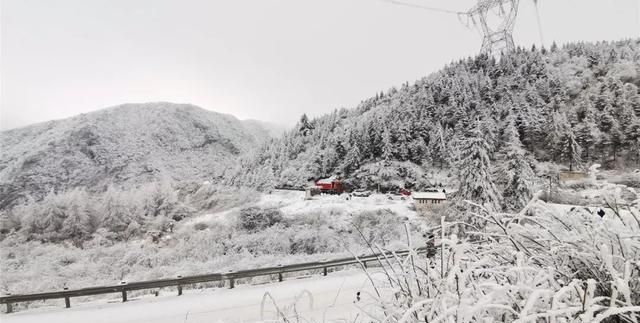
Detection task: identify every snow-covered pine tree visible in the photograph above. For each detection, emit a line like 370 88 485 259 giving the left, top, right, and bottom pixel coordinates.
428 123 449 168
381 127 394 161
624 117 640 164
575 106 601 162
456 120 501 211
298 114 314 136
341 130 362 175
544 111 570 162
560 126 583 171
497 117 536 211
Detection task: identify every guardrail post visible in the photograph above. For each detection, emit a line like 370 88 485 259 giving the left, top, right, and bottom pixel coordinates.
228 271 235 289
278 265 283 282
5 302 12 314
120 281 127 302
323 266 328 276
177 276 183 296
63 287 70 308
363 260 368 268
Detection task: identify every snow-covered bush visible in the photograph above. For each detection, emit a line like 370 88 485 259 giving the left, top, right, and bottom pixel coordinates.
360 200 640 323
1 181 259 246
352 209 406 247
239 207 284 232
0 201 415 301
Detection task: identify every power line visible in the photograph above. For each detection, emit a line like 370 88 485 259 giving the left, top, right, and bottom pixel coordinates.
533 0 545 46
384 0 523 55
383 0 464 15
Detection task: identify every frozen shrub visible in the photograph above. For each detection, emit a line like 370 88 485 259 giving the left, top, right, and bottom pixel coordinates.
289 225 342 254
232 225 293 255
239 207 284 232
352 209 404 246
361 200 640 323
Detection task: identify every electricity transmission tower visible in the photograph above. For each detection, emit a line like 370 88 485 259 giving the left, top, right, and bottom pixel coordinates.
466 0 520 55
386 0 533 55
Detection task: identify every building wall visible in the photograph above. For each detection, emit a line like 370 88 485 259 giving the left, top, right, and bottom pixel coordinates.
559 171 589 182
414 199 446 211
414 201 448 226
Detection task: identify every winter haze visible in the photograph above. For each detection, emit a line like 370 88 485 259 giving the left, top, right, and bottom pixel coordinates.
1 1 640 323
2 0 640 130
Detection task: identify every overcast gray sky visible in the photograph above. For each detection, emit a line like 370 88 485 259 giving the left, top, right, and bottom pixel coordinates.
1 0 639 130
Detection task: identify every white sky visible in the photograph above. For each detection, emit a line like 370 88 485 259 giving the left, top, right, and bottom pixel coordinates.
1 0 639 130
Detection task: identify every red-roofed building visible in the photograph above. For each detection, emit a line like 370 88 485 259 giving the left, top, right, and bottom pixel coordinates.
315 176 344 194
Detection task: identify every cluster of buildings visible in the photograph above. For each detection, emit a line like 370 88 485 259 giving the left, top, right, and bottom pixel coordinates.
307 176 448 212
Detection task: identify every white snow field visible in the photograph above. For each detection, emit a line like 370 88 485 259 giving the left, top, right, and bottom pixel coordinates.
186 189 418 227
1 269 382 323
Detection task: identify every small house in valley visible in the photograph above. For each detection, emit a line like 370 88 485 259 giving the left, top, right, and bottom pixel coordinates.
413 191 447 211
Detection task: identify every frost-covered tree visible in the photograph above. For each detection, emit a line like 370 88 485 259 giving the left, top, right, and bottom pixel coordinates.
428 123 449 168
60 189 95 246
381 127 393 161
342 143 361 175
298 114 314 136
497 118 535 211
140 179 179 221
575 108 601 162
100 185 132 236
560 126 583 171
544 111 570 162
624 117 640 164
456 120 501 211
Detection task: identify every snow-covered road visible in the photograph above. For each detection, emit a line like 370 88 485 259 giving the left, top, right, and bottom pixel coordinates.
2 270 382 323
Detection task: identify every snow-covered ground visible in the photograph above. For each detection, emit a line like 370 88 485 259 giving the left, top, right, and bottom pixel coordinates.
2 269 382 323
185 190 418 227
259 190 416 217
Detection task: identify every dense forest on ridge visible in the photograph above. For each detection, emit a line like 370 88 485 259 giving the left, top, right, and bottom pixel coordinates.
228 39 640 210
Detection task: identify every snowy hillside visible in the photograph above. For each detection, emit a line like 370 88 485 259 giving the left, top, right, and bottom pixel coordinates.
0 102 273 209
228 39 640 212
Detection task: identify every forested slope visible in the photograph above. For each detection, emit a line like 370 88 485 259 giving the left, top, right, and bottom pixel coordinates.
228 39 640 210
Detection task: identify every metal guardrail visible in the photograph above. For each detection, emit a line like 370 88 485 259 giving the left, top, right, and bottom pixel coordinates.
0 247 427 313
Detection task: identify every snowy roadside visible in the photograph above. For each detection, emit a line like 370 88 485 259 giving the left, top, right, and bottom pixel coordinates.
1 269 381 323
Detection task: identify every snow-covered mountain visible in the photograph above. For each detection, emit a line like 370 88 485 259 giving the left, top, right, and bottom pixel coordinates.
0 102 274 209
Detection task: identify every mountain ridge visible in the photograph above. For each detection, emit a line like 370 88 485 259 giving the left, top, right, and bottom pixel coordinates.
0 102 277 209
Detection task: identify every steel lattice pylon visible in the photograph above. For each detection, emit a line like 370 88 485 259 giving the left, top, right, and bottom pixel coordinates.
466 0 520 55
